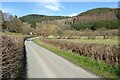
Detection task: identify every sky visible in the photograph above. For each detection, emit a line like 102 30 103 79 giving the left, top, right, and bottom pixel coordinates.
1 2 119 17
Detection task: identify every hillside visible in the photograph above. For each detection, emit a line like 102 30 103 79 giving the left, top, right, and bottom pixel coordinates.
1 7 119 33
67 8 119 30
78 8 118 16
67 8 118 24
19 14 69 23
20 8 118 24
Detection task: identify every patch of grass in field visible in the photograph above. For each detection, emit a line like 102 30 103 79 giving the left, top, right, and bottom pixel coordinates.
2 32 30 38
68 39 118 45
33 39 119 78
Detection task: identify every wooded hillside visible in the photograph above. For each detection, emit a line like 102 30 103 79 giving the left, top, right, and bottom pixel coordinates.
19 14 69 23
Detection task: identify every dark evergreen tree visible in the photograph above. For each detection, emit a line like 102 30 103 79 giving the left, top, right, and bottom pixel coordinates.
30 21 36 28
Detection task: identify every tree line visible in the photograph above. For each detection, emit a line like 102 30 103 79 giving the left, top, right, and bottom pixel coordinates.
71 20 119 31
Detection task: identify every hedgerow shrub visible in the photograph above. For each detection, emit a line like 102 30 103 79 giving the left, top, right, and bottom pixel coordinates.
1 35 28 79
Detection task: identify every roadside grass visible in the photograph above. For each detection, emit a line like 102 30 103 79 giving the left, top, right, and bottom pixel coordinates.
33 39 119 78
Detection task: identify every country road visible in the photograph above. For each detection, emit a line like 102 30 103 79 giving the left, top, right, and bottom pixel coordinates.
25 40 99 78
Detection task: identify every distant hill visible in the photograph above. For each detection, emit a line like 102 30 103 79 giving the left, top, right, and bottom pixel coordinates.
19 14 69 23
19 8 119 24
78 8 118 16
67 8 119 30
71 8 118 24
19 8 119 30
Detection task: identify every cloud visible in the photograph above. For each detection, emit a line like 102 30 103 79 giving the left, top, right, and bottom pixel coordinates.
2 7 15 13
1 7 21 16
0 7 2 10
45 4 60 11
36 0 61 11
68 13 78 17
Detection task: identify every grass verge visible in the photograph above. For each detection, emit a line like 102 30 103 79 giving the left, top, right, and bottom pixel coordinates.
33 38 119 78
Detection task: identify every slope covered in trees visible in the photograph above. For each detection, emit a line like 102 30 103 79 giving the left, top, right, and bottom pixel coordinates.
69 8 119 30
78 8 118 16
19 14 69 23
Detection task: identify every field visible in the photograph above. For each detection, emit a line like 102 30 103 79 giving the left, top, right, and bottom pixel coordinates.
46 35 118 45
65 38 118 45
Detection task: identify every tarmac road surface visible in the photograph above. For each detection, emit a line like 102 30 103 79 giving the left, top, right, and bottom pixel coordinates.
25 40 99 78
